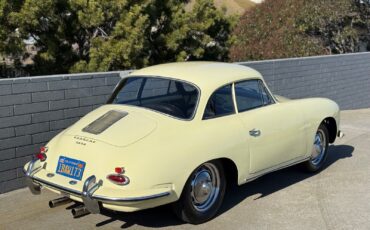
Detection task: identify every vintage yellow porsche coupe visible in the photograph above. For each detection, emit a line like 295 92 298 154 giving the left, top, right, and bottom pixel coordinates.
24 62 342 224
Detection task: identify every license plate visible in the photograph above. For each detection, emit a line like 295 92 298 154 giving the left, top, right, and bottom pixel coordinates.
56 156 86 181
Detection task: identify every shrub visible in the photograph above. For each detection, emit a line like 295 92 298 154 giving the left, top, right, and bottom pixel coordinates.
230 0 369 61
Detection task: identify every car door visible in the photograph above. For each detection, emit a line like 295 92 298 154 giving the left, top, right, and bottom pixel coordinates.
200 84 249 181
234 79 307 174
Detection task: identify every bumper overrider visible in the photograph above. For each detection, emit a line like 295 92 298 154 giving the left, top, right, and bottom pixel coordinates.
25 159 171 214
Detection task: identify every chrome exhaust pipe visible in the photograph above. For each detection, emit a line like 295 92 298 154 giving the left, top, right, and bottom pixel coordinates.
337 130 345 138
48 197 72 208
71 205 90 218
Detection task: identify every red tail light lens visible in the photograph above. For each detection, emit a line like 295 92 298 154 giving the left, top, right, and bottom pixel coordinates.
36 146 48 161
107 174 129 186
115 167 125 174
40 146 48 154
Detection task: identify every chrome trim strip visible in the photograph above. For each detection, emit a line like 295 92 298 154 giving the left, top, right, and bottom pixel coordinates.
93 192 171 202
33 176 82 196
29 175 170 203
243 157 310 184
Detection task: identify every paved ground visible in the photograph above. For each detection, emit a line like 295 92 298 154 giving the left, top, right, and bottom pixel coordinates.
1 109 370 230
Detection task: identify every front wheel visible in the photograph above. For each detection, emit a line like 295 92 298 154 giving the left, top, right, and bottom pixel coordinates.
173 161 226 224
304 123 329 172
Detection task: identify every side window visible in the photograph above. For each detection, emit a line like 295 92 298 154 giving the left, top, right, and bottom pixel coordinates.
235 80 264 112
260 82 274 105
203 84 234 119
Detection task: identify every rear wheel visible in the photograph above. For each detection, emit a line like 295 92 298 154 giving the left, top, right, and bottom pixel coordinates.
173 161 226 224
304 123 329 172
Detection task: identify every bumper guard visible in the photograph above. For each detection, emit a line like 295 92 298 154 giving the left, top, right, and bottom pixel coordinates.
25 159 170 214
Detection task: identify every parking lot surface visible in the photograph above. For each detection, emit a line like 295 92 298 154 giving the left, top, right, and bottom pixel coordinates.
1 109 369 230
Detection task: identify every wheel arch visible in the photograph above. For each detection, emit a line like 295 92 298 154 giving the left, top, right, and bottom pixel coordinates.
178 157 239 197
217 158 238 187
322 117 337 143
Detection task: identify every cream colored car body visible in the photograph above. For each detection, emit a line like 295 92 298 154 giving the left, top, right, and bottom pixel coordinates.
24 62 340 212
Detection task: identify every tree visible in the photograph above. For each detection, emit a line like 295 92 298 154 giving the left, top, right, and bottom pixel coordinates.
8 0 81 74
0 1 23 64
71 0 236 72
0 0 235 75
354 0 370 51
230 0 370 61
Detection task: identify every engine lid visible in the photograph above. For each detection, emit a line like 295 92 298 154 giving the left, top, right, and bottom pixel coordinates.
64 106 157 147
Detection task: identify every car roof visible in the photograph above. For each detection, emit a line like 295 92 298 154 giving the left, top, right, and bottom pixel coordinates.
129 62 263 90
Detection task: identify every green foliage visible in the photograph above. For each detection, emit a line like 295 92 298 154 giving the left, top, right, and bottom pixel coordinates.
0 0 235 75
230 0 370 61
0 0 23 62
72 0 236 72
9 0 80 74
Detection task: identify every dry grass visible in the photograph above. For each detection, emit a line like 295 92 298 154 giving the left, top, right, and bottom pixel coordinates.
234 0 256 10
186 0 256 15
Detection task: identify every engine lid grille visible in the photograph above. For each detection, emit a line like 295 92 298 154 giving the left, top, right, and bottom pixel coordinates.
82 110 128 135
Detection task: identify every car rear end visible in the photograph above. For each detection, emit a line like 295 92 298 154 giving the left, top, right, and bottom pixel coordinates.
24 105 176 215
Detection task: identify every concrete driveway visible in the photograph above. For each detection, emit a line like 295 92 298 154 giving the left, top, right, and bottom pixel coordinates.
1 109 369 230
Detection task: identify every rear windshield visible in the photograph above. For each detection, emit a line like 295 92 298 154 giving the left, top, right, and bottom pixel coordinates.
109 76 199 119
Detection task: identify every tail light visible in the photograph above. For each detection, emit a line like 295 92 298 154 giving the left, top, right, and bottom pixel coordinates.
107 167 129 185
36 146 48 162
107 174 130 185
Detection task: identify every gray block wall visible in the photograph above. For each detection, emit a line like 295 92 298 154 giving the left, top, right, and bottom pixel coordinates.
239 52 370 110
0 52 370 194
0 71 129 193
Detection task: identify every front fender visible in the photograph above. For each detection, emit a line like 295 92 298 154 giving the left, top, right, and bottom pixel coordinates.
300 98 340 157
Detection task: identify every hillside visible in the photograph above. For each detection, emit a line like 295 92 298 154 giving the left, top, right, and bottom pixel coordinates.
230 0 369 61
187 0 256 15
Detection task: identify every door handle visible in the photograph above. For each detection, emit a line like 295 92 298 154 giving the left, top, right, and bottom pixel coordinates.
249 129 261 137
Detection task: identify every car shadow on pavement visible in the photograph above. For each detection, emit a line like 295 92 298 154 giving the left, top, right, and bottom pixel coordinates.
94 144 353 228
219 144 354 214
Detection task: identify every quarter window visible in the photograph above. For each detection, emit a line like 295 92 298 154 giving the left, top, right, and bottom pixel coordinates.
235 80 273 112
203 84 234 119
260 82 274 105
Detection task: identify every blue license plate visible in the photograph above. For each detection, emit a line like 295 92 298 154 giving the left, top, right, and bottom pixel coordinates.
56 156 86 181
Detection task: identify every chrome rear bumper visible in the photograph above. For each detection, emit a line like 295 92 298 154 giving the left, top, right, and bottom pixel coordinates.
25 159 170 213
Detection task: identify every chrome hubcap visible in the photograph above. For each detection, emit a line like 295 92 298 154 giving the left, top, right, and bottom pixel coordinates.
190 163 220 212
311 130 326 166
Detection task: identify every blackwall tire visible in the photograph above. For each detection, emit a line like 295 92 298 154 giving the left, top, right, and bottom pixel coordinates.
173 160 226 224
